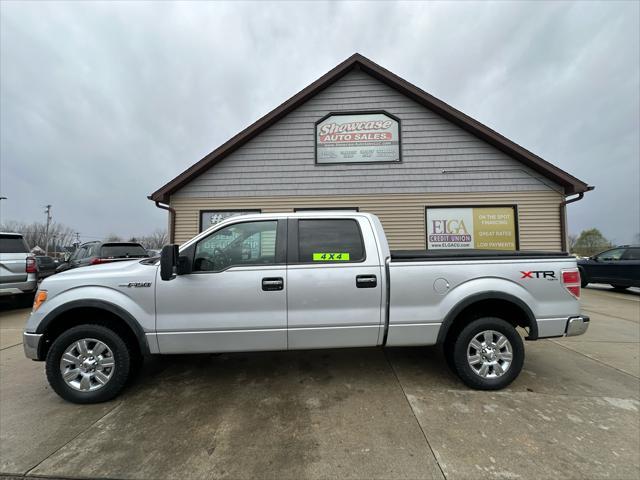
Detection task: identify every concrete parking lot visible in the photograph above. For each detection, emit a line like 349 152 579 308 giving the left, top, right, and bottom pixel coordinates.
1 286 638 480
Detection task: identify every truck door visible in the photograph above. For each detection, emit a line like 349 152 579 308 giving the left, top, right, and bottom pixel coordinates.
620 247 640 286
155 219 287 353
590 247 626 283
286 217 383 349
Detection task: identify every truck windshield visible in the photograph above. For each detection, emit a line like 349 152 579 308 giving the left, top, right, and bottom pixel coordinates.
0 235 29 253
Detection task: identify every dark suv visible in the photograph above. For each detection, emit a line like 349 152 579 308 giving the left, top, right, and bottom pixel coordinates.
56 241 149 273
577 245 640 290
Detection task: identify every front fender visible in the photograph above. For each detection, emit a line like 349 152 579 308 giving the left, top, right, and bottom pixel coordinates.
26 285 154 353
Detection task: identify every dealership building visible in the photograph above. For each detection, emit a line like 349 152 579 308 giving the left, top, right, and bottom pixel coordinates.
150 54 592 251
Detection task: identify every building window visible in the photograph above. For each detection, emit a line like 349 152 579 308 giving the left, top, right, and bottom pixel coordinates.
199 210 261 233
294 207 359 212
425 206 519 250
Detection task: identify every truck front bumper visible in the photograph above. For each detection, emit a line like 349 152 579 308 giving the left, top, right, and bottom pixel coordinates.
566 315 590 337
23 332 43 360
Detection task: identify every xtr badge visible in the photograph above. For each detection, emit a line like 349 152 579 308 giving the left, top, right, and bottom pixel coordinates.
118 282 152 288
521 271 556 280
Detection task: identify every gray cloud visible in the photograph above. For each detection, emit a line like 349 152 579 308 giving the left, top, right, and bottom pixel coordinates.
1 0 638 243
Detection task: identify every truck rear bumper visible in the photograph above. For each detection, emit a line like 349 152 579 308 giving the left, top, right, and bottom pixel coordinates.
536 315 590 339
565 315 590 337
0 278 37 296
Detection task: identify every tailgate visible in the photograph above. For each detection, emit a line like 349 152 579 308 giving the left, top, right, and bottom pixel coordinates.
0 253 28 283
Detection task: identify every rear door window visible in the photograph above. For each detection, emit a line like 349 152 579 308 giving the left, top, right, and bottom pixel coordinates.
0 235 28 253
297 219 365 263
622 248 640 260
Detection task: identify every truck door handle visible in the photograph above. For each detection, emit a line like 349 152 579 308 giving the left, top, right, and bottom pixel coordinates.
262 277 284 291
356 275 377 288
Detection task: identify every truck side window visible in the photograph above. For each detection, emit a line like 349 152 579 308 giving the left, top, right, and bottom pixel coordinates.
193 220 278 272
297 219 365 263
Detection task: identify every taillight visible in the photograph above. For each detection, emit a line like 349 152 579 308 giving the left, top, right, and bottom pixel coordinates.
562 268 581 299
90 258 114 265
26 257 37 273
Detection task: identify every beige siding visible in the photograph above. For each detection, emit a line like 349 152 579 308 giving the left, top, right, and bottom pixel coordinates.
171 191 564 251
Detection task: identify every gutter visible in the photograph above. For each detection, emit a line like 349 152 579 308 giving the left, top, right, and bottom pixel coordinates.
559 186 595 251
149 198 176 244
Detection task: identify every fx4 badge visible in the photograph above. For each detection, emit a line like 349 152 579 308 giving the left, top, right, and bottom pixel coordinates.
521 271 556 280
119 282 152 288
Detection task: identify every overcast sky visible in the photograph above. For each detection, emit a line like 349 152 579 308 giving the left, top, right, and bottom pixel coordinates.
1 1 638 244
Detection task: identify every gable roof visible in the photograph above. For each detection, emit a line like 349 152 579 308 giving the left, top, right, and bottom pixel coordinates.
150 53 591 203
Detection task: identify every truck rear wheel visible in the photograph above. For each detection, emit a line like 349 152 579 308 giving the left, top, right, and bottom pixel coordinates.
45 324 131 404
452 317 524 390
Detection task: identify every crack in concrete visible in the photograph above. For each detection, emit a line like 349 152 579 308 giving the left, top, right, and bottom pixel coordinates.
0 342 22 351
384 350 448 480
24 403 123 478
581 307 640 325
550 340 640 379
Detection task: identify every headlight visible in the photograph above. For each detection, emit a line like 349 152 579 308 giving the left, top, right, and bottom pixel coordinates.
33 290 48 311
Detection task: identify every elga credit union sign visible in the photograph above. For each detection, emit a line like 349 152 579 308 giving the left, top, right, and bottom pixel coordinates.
426 206 518 250
316 112 400 163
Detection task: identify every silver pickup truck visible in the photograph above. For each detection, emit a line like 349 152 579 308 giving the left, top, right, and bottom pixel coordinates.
23 212 589 403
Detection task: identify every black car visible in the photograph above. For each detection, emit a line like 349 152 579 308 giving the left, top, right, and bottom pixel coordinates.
35 255 57 279
56 241 149 273
577 245 640 290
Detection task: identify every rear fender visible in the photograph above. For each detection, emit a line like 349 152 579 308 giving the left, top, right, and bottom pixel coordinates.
436 278 538 343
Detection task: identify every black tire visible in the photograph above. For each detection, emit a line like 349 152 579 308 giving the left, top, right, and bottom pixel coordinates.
452 317 524 390
578 268 588 288
443 336 456 373
46 324 131 404
611 284 629 291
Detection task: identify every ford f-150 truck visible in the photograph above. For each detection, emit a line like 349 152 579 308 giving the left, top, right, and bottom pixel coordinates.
23 212 589 403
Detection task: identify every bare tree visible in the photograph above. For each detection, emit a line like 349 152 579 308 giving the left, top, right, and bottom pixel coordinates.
105 234 122 242
1 220 75 252
567 233 578 252
138 230 168 250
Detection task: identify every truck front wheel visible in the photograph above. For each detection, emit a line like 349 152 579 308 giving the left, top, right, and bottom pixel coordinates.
45 324 131 404
452 317 524 390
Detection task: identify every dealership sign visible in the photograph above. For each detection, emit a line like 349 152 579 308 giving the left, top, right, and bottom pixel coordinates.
316 112 400 163
426 206 518 250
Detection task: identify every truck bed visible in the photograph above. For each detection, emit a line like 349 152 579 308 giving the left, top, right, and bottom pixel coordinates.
390 249 571 262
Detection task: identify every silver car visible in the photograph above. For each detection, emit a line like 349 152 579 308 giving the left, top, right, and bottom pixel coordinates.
0 232 37 299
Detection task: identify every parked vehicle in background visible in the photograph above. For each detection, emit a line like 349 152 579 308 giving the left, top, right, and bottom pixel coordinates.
577 245 640 290
35 256 57 280
55 241 149 273
146 249 161 258
1 232 37 300
24 212 589 404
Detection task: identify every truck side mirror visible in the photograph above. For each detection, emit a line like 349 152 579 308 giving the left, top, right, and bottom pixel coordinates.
177 255 191 275
160 245 179 281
